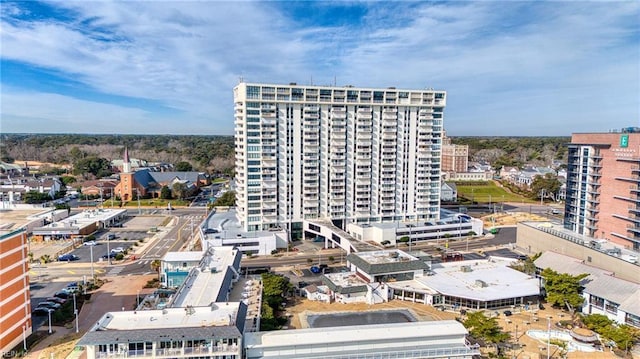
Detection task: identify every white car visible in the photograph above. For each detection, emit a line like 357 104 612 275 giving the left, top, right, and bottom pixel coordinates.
83 240 97 246
111 247 124 254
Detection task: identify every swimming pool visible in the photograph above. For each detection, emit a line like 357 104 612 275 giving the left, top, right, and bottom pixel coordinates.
526 330 599 352
306 309 417 328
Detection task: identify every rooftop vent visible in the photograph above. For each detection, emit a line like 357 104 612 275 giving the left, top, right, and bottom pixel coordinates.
460 265 473 273
389 252 399 258
475 279 488 287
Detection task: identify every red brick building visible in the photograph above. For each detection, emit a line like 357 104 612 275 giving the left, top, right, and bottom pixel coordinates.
0 229 31 354
564 129 640 250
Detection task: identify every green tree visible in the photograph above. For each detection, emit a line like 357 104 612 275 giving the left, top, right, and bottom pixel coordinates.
582 314 639 351
160 185 172 199
24 191 51 203
463 311 510 346
213 191 236 206
60 176 77 186
74 156 112 178
259 273 292 331
540 268 588 315
582 314 613 333
531 173 562 200
175 161 193 171
603 324 639 352
171 182 188 200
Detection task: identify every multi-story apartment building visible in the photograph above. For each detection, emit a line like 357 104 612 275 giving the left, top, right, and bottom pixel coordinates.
0 229 31 354
441 135 468 173
564 129 640 250
233 82 446 232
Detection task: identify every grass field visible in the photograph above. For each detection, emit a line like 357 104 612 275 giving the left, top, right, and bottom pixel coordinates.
455 181 535 203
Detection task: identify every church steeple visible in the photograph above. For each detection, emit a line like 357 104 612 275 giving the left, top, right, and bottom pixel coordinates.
122 147 132 173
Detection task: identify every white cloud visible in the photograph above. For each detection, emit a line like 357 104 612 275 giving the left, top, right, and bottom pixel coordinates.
1 1 638 135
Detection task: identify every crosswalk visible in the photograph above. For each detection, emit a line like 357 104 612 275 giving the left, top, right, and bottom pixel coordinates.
108 266 124 275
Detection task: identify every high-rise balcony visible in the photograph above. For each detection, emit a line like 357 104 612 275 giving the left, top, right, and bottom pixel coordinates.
262 156 277 163
331 138 346 146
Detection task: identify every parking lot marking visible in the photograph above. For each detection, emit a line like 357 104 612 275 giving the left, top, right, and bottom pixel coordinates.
95 269 105 273
67 270 76 274
29 271 38 275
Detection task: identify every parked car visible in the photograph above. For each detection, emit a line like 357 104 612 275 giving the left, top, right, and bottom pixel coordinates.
32 307 51 316
45 297 66 304
37 302 62 310
310 266 321 274
503 310 513 316
83 240 97 246
54 291 70 299
64 282 80 293
111 247 124 254
58 254 80 261
107 234 117 240
102 252 117 259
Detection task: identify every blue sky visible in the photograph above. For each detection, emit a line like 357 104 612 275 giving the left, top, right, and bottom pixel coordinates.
1 1 638 136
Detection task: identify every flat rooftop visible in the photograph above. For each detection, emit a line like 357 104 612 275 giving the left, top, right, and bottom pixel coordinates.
204 208 281 239
355 249 419 264
245 320 467 348
163 251 205 262
415 258 539 301
360 208 471 230
78 303 245 345
94 303 241 330
170 246 238 307
521 221 639 265
0 208 58 231
34 208 126 231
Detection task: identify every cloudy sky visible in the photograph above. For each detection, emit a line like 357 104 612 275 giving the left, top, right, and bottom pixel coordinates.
1 1 638 136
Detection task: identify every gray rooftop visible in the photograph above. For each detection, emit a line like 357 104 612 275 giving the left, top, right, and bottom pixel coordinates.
347 250 428 275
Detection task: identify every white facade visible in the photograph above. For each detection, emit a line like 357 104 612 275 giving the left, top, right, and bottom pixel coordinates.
234 82 446 232
244 320 479 359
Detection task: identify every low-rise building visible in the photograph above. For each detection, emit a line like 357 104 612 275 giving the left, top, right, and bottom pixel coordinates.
78 304 246 359
244 320 479 359
31 208 126 241
534 251 640 328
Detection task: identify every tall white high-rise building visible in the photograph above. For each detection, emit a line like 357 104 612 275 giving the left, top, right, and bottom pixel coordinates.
233 82 446 233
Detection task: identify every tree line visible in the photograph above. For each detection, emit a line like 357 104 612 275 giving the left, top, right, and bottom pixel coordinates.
0 134 235 174
451 136 570 170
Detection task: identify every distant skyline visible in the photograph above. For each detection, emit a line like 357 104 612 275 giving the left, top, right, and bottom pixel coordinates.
1 1 638 136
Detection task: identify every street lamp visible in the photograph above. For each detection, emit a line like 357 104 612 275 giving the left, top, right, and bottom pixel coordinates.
74 309 79 333
137 290 140 308
22 325 27 351
73 293 77 313
47 309 53 334
90 244 95 280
